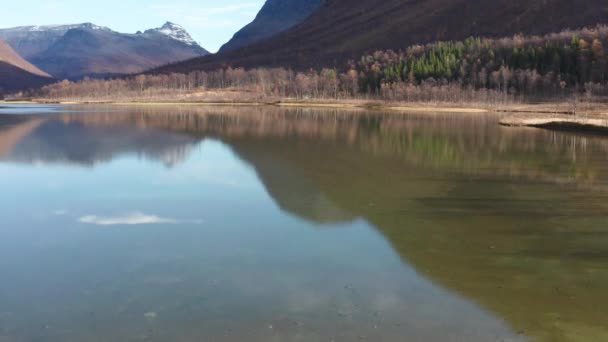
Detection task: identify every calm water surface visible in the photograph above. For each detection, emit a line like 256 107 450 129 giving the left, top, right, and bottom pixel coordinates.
1 104 607 342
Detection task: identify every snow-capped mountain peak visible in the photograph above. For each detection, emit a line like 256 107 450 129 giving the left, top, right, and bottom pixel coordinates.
149 22 197 46
1 23 111 33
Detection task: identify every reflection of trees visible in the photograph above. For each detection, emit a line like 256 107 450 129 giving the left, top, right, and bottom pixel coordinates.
55 105 608 189
4 105 608 188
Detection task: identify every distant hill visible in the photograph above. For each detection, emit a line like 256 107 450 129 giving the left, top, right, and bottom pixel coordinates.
0 22 208 79
219 0 323 52
0 39 54 93
0 23 97 59
154 0 608 73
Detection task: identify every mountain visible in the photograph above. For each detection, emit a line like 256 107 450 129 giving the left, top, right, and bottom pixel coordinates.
0 23 103 59
155 0 608 73
144 22 200 46
219 0 324 52
0 22 208 79
0 39 54 93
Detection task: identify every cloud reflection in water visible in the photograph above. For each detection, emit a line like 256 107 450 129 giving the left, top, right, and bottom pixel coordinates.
78 212 181 226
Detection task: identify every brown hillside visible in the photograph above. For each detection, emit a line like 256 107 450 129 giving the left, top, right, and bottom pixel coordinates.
0 39 54 93
153 0 608 73
0 39 52 78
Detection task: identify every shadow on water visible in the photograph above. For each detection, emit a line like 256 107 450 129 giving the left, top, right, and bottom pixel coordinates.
1 105 608 341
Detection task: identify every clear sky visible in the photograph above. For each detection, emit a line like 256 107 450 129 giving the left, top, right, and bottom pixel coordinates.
1 0 267 52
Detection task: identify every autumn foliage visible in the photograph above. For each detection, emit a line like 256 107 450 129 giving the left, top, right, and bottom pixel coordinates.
35 26 608 103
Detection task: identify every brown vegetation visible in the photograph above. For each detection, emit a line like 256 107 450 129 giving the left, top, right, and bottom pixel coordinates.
32 68 517 107
27 27 608 112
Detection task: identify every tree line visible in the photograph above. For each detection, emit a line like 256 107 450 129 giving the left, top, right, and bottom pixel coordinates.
358 26 608 99
32 26 608 103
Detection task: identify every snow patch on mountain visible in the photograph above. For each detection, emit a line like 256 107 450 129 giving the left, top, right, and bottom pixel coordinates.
147 22 197 46
25 23 111 32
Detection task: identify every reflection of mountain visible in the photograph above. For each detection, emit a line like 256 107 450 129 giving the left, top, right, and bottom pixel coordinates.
231 140 356 224
0 114 199 167
206 111 608 342
1 106 608 341
210 113 608 342
0 115 45 156
229 137 608 342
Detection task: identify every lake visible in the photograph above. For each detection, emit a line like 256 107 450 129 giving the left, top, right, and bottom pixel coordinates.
1 104 607 342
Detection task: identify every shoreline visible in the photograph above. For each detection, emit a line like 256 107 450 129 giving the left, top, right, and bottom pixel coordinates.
3 98 598 113
3 99 608 133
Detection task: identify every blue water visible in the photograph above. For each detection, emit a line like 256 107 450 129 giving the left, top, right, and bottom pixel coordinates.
3 104 607 341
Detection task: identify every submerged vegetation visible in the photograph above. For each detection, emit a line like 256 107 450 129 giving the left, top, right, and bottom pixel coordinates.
28 26 608 104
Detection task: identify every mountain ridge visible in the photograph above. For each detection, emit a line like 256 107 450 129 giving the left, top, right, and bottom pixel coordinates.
0 22 208 79
0 23 112 59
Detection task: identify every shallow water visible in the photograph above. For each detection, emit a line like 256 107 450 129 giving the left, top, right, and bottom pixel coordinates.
1 104 607 341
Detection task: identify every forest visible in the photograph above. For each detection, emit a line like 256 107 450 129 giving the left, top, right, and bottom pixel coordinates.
358 26 608 99
30 26 608 104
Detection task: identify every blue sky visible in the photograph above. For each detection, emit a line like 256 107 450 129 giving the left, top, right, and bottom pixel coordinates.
1 0 266 52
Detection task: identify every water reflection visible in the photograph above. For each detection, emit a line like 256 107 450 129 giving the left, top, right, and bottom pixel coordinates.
1 104 608 341
0 115 197 167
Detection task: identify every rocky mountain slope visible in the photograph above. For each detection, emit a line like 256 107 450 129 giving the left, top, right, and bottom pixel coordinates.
219 0 323 52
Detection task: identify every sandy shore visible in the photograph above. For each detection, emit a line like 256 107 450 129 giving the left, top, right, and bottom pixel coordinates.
500 114 608 132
